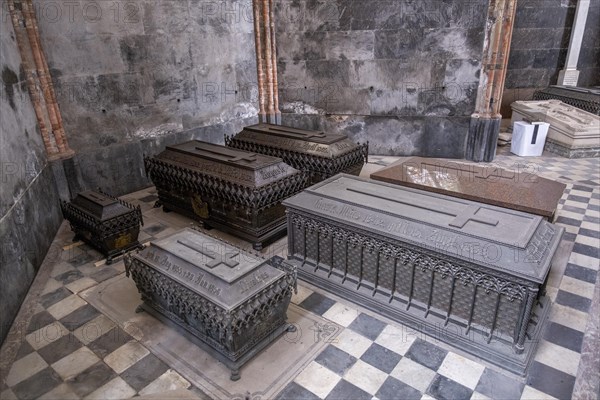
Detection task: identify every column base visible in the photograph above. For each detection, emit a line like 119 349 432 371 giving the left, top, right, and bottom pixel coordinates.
465 115 501 162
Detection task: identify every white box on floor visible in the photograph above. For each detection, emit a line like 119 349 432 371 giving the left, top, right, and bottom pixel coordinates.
511 121 550 156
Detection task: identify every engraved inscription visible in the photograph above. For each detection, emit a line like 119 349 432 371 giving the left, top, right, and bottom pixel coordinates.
238 271 270 294
143 249 222 297
259 165 287 180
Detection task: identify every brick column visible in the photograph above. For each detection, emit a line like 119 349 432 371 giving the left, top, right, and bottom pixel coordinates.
253 0 281 124
7 0 74 160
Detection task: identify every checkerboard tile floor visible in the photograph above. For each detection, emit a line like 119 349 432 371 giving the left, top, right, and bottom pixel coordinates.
1 151 598 400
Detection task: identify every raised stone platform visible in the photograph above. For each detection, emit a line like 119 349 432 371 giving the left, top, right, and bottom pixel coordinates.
370 157 566 221
283 174 565 375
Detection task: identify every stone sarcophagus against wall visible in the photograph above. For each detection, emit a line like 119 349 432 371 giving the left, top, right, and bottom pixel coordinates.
144 141 307 250
61 190 143 263
225 124 368 184
283 175 564 375
125 228 297 380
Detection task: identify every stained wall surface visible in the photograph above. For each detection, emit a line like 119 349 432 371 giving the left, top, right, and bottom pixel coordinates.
33 0 259 195
0 17 63 343
274 0 489 157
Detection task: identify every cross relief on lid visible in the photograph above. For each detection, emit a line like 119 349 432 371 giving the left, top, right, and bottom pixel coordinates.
177 239 240 268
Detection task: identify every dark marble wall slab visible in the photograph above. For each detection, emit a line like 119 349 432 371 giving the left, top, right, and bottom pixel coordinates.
503 0 600 115
274 0 488 157
1 21 63 344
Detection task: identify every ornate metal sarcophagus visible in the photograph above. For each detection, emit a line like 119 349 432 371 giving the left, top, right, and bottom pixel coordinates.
144 141 307 250
533 85 600 115
124 228 297 380
283 175 564 375
61 190 144 263
225 124 368 184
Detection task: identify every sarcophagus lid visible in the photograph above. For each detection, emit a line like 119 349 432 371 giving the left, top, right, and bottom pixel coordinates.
226 124 368 183
61 190 143 263
125 228 296 380
144 141 308 249
155 140 300 188
69 190 134 221
283 175 564 375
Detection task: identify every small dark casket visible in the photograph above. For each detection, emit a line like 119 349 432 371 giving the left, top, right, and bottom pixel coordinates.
125 228 297 380
144 141 308 250
61 190 144 263
225 123 368 184
283 175 564 375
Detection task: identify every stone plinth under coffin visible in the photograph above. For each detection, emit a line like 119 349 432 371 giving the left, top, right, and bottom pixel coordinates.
124 228 297 380
144 141 308 250
283 175 564 375
511 100 600 158
533 85 600 116
61 190 143 263
225 123 368 184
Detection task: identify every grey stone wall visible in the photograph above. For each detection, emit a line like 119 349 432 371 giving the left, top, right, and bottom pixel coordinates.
32 0 259 195
503 0 600 115
274 0 488 157
0 18 63 343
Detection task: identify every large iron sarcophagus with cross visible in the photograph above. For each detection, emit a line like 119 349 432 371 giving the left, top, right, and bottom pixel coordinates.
144 141 308 250
61 190 144 263
283 175 564 375
225 124 368 185
125 228 297 380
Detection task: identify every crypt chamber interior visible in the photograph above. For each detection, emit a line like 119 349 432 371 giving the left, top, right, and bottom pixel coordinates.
1 0 599 399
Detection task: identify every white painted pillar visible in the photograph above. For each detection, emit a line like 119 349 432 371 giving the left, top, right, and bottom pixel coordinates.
557 0 590 86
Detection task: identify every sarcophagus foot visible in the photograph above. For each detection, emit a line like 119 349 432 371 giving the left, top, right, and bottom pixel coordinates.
61 190 144 264
144 141 308 250
225 124 368 185
283 175 564 375
125 228 297 380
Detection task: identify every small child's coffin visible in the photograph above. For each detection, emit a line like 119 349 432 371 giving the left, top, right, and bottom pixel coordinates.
225 123 368 184
283 175 564 375
61 190 143 263
144 141 307 250
125 228 297 380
